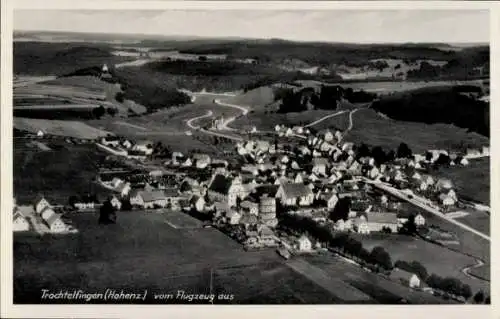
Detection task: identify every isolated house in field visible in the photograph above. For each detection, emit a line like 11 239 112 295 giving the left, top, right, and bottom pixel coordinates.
36 130 45 138
13 209 30 232
276 183 314 207
34 196 51 214
207 174 245 207
390 268 421 289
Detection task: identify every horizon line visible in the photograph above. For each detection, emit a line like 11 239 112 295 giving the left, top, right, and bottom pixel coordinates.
13 29 490 46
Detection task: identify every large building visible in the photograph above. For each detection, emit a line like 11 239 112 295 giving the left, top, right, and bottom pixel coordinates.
207 174 245 207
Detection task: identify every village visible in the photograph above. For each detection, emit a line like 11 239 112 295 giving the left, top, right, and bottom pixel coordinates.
12 120 490 303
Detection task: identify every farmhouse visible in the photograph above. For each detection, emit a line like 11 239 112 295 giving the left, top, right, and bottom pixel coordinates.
130 190 168 209
36 130 45 138
43 213 67 233
354 212 399 234
276 183 314 207
13 209 30 232
34 195 51 214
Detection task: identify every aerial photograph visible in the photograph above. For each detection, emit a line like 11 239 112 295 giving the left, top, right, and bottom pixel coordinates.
11 9 490 305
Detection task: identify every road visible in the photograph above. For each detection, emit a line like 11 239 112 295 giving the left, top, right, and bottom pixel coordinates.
304 110 348 128
461 258 487 281
365 179 490 241
186 110 213 129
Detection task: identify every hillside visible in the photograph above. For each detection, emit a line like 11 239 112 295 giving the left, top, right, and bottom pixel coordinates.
221 85 276 109
14 42 135 76
371 86 489 137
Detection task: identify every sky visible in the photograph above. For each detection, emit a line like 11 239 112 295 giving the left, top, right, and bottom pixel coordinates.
14 9 490 43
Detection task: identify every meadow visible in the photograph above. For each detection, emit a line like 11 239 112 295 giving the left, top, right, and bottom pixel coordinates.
14 118 111 139
349 234 488 294
345 109 489 154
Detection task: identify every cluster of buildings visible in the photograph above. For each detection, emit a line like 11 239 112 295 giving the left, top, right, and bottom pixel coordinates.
13 196 76 234
97 135 154 160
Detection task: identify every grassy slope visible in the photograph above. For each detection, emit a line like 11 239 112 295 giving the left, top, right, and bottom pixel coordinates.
346 109 488 154
13 141 112 205
432 158 490 205
14 42 134 76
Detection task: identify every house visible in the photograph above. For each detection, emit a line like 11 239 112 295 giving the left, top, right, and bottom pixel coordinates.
40 206 56 221
335 131 343 142
285 128 294 137
439 194 456 207
130 190 168 209
353 216 371 234
207 174 245 207
36 130 45 138
116 182 131 197
276 183 314 206
192 154 211 168
110 196 122 210
299 145 311 156
368 166 380 179
240 200 259 216
181 157 193 167
312 157 329 175
390 268 421 289
258 225 277 246
348 161 362 175
101 135 120 147
132 140 154 155
122 139 133 149
355 212 399 234
13 209 30 232
44 213 67 233
34 195 51 214
190 195 206 212
226 209 242 225
415 213 425 226
318 192 339 210
460 158 469 166
274 125 281 132
324 130 334 142
297 235 313 252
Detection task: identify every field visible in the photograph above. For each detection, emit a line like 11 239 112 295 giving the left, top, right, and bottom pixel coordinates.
220 86 276 110
349 234 489 294
433 158 490 204
13 140 112 205
304 254 454 304
345 108 489 154
14 210 318 304
233 110 336 131
158 210 204 229
14 118 111 139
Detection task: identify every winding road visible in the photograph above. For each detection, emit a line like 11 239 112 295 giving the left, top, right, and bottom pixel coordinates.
304 110 348 128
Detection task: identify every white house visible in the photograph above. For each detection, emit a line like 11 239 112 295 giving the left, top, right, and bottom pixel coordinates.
415 213 425 226
460 158 469 166
312 157 329 175
34 196 51 214
390 268 421 289
190 195 206 212
207 174 245 207
297 235 312 252
37 130 45 138
324 130 334 142
132 140 154 155
13 210 30 232
276 183 314 206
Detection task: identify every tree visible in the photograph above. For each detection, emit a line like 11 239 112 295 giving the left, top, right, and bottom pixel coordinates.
370 246 393 270
426 274 442 289
356 143 371 159
400 214 417 235
68 195 78 207
121 198 132 211
106 107 118 116
409 261 428 281
473 290 485 304
435 153 451 166
115 91 125 103
386 150 396 162
99 200 117 224
92 106 106 119
371 146 387 165
484 295 490 304
397 143 413 159
329 197 351 222
345 238 363 258
460 284 472 300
